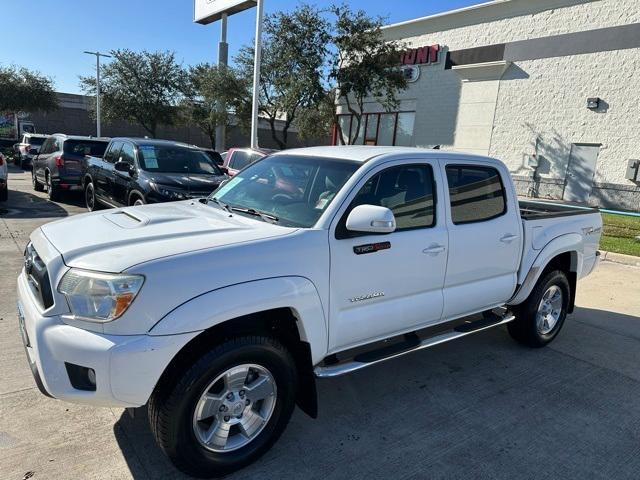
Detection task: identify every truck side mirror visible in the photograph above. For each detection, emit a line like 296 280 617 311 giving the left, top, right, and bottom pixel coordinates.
115 161 133 174
346 205 396 234
29 148 38 155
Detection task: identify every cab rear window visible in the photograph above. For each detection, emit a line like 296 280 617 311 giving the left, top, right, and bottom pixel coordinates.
64 140 109 157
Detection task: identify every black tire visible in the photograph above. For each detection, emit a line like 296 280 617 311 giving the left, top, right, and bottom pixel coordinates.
0 187 7 202
32 170 44 192
46 174 61 201
85 181 102 211
130 195 145 206
148 335 297 478
508 270 570 348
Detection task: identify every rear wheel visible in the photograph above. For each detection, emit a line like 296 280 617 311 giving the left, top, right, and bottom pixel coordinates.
46 174 61 201
32 170 44 192
508 270 570 348
0 186 7 202
85 182 102 211
148 335 297 478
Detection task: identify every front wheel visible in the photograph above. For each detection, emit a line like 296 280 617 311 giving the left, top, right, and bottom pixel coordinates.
148 336 297 478
508 270 570 348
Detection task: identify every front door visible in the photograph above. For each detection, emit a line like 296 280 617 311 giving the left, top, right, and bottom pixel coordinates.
112 142 136 206
563 144 600 204
95 141 123 204
328 161 448 352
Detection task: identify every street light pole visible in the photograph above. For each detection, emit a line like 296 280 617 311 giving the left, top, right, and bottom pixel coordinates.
250 0 264 149
216 13 229 152
83 51 112 137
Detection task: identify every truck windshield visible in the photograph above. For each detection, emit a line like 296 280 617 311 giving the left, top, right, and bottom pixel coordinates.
209 155 360 227
138 145 222 175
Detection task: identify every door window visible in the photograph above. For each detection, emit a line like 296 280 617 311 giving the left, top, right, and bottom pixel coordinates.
229 151 250 170
41 138 55 154
103 141 124 163
339 164 436 237
445 165 506 224
119 143 136 165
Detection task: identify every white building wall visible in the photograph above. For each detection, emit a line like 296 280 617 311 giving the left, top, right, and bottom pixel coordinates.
489 50 640 185
384 0 640 51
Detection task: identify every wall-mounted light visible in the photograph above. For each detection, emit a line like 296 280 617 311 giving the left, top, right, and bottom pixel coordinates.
587 97 601 110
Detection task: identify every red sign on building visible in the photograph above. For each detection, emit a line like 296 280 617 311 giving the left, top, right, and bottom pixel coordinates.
401 45 441 65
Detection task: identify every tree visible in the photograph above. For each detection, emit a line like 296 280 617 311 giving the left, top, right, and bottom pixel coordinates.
79 50 186 138
294 89 337 144
0 65 57 112
328 5 407 145
181 63 251 148
236 5 330 149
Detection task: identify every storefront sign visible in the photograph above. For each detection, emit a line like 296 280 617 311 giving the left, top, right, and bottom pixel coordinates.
401 44 441 66
194 0 257 24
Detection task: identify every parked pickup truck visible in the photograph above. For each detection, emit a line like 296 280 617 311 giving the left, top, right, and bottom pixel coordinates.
17 147 601 478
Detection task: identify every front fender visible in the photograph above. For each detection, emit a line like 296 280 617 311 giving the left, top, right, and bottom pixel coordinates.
149 276 328 365
510 233 583 306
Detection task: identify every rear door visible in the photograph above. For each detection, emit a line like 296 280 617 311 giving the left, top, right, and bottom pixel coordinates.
440 160 522 319
328 159 448 351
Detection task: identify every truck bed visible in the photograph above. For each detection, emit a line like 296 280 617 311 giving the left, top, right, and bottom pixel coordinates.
519 200 599 220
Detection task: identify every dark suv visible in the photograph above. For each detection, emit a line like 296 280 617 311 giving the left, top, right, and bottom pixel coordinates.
32 134 110 200
83 138 229 211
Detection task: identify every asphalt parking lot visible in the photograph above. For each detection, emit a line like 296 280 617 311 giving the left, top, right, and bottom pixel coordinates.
1 164 639 480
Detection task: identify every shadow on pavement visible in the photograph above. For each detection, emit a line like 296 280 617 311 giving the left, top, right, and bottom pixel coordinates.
114 407 188 479
110 316 640 479
0 188 82 219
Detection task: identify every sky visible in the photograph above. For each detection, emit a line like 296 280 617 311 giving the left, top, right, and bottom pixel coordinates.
1 0 484 94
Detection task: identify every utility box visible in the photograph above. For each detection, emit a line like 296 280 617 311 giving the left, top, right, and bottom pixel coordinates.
626 159 640 181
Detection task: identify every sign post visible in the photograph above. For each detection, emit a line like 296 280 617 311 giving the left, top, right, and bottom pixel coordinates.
249 0 264 149
194 0 262 149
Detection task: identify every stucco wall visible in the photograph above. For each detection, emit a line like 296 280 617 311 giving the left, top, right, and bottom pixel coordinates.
384 0 640 50
489 51 640 187
379 0 640 207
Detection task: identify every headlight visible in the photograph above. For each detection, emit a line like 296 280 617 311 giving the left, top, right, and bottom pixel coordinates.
150 182 188 200
58 269 144 322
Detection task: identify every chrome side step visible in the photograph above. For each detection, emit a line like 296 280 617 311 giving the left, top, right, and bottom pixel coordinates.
314 312 515 378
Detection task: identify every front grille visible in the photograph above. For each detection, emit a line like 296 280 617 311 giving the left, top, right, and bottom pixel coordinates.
24 243 54 309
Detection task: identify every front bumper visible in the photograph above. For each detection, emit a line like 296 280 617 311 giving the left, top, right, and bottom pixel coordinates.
17 271 198 407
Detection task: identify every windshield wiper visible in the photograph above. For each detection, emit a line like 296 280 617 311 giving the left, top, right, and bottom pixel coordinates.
210 197 233 214
230 206 279 223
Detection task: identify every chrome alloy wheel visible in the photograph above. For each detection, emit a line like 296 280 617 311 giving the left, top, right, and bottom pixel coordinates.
192 364 277 453
536 285 563 335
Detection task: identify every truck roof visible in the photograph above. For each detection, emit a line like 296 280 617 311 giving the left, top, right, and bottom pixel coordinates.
276 146 498 164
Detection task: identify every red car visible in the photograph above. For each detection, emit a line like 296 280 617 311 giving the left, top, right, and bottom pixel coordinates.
223 147 276 176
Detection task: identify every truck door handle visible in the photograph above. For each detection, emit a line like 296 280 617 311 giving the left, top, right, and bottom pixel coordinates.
423 244 446 255
500 234 518 244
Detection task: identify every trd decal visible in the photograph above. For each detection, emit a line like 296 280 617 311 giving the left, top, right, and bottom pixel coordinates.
353 242 391 255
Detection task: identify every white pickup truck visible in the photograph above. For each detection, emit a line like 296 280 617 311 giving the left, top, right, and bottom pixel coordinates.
17 147 602 477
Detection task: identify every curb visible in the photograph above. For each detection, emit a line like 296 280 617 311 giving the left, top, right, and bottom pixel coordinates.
600 251 640 267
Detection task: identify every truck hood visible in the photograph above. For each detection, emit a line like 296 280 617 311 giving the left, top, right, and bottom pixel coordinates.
39 201 296 272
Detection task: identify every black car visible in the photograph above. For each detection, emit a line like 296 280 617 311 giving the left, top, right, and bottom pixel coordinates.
32 134 110 200
82 138 229 211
